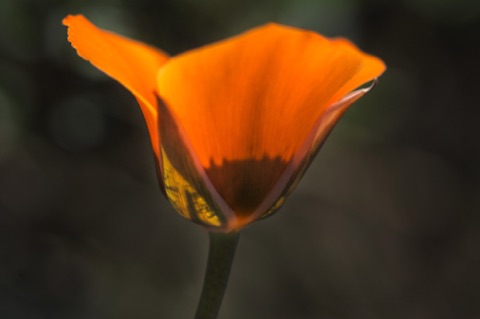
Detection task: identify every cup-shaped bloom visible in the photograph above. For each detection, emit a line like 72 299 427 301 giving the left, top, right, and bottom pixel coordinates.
63 15 385 232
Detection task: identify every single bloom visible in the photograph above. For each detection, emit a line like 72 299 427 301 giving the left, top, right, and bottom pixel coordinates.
63 15 386 232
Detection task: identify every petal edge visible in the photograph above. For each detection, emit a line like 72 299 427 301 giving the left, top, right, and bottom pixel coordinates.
63 14 169 158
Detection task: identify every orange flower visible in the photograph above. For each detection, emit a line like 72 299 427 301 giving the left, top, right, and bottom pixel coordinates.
63 15 385 232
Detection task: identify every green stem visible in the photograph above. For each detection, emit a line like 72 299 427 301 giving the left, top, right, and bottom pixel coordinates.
194 231 241 319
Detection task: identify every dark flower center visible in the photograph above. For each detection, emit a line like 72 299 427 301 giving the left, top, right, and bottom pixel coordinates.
205 156 288 219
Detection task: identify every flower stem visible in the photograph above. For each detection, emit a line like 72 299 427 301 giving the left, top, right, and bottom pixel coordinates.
194 231 241 319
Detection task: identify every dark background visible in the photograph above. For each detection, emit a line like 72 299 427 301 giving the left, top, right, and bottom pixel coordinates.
1 0 479 318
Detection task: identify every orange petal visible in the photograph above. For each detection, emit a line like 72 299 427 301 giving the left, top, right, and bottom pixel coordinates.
157 97 237 231
157 23 385 168
63 14 169 158
326 38 386 106
159 95 290 231
256 82 378 223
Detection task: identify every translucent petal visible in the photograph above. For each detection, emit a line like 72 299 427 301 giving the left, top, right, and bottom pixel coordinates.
63 14 169 158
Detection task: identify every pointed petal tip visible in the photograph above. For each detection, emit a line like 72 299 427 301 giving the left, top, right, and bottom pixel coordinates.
62 14 76 26
62 14 72 26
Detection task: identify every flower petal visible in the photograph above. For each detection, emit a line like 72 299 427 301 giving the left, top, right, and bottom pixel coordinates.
157 97 237 231
326 39 386 106
157 23 384 168
159 96 292 231
160 81 379 230
258 81 378 221
63 14 169 158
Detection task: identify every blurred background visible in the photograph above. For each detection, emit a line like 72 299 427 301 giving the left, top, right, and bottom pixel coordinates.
1 0 479 318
